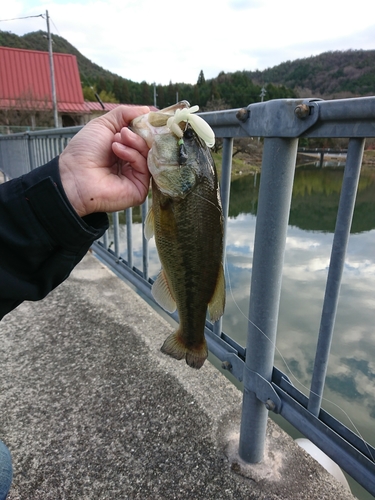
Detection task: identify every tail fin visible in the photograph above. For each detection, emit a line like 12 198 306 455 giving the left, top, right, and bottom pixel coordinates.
160 330 208 370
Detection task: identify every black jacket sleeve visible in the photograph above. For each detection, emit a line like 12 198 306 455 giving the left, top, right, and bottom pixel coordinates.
0 157 109 320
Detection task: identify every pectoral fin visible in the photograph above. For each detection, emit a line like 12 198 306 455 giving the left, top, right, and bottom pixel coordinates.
144 207 154 240
152 269 176 313
208 264 226 322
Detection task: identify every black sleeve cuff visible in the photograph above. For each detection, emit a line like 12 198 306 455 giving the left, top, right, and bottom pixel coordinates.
22 157 109 251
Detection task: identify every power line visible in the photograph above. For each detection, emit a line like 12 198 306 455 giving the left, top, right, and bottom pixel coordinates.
0 14 43 23
0 12 61 38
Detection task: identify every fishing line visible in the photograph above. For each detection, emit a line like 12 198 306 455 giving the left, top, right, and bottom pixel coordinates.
149 142 374 461
191 190 224 213
223 256 375 463
191 174 372 459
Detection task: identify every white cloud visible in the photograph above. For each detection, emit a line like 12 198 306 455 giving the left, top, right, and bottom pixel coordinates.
2 0 375 85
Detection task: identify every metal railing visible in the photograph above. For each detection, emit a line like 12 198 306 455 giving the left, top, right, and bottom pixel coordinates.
1 97 375 496
0 126 79 180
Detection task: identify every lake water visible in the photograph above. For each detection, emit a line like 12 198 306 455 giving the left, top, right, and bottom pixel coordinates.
226 166 375 497
108 164 375 499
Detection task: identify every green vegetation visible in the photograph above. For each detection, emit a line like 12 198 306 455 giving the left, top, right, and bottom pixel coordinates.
227 166 375 233
2 30 374 106
2 29 375 157
2 30 375 106
212 150 260 179
246 49 375 98
82 86 119 103
0 29 295 108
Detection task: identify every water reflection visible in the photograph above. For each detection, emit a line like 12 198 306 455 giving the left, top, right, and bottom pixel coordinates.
108 165 375 498
226 166 375 474
226 166 375 499
229 166 375 232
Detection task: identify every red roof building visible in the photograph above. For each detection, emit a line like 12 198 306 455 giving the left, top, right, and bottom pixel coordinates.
0 46 89 127
0 46 156 132
0 46 85 112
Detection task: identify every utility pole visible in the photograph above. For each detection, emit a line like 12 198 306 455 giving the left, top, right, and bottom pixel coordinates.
153 83 157 108
258 86 267 143
260 85 267 102
46 10 58 127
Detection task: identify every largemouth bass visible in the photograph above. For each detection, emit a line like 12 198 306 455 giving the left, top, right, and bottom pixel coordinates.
130 101 225 369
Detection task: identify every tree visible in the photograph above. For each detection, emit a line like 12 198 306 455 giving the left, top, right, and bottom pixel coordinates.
203 98 230 112
197 70 205 86
82 86 118 103
82 86 96 101
119 80 130 103
141 81 152 105
166 81 177 107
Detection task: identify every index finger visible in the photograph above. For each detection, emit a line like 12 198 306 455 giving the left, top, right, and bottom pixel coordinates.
117 127 150 159
103 105 150 134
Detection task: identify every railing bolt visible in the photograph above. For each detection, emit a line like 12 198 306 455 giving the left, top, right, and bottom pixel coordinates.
294 104 310 119
265 398 276 411
222 360 232 371
236 108 250 122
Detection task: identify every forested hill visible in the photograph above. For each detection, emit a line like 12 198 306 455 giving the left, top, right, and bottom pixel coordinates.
0 30 120 91
4 29 292 108
1 29 374 108
246 49 375 98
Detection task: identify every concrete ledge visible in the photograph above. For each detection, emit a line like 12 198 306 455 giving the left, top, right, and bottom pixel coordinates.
0 253 356 499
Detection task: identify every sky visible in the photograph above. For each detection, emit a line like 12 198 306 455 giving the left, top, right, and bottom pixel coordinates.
1 0 375 86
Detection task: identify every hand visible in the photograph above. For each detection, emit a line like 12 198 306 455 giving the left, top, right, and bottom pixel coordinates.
59 105 150 218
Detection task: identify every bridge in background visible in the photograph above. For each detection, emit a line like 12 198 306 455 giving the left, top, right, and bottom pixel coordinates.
298 147 348 166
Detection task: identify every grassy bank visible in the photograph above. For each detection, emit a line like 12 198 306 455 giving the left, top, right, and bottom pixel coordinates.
212 148 375 181
212 151 260 179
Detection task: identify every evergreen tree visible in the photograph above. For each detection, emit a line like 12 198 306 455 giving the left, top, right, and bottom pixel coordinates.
141 81 152 105
197 70 205 86
119 80 130 103
166 81 177 107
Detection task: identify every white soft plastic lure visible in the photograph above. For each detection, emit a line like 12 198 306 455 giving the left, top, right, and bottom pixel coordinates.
166 105 215 148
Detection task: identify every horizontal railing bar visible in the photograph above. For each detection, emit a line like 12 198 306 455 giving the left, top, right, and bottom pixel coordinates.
0 127 81 139
2 98 375 145
317 96 375 121
201 97 375 139
92 242 242 364
274 381 375 497
301 121 375 139
273 369 375 461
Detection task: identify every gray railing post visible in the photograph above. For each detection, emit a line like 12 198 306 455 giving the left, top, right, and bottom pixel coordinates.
26 133 35 173
113 211 120 260
141 199 149 281
308 137 365 416
213 137 233 337
126 208 133 269
239 137 298 463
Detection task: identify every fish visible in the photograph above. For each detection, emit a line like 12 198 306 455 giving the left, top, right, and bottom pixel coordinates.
130 101 225 369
